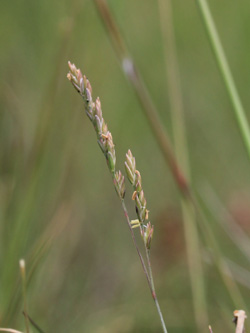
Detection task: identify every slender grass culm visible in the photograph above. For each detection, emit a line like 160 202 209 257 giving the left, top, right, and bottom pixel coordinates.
0 259 46 333
19 260 29 333
67 61 168 333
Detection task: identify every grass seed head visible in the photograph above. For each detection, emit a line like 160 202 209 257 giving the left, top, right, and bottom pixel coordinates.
141 222 154 249
114 170 126 199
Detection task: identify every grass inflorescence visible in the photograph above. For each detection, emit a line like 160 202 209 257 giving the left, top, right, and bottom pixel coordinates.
67 61 168 332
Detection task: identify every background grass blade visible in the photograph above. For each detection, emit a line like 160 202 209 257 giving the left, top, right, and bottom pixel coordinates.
196 0 250 160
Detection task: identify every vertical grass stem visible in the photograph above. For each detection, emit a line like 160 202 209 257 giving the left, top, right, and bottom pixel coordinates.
117 184 168 333
145 248 168 333
158 0 208 328
19 260 29 333
196 0 250 160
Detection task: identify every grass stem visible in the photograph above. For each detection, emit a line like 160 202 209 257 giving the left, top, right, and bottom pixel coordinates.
19 260 29 333
115 180 168 333
68 61 169 331
196 0 250 160
145 248 167 333
158 0 208 328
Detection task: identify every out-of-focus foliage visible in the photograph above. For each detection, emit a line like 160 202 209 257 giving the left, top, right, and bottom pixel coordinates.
1 0 250 332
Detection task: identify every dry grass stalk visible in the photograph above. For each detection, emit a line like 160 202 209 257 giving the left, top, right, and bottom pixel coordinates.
234 310 247 333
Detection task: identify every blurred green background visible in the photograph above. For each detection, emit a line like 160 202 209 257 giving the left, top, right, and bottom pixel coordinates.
1 0 250 332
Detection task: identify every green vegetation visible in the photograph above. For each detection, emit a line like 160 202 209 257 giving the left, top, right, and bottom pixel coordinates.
1 1 250 332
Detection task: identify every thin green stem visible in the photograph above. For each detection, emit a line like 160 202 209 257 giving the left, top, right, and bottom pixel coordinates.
158 0 208 329
120 198 151 291
113 178 168 332
196 0 250 160
22 312 46 333
182 199 208 328
145 248 168 333
19 260 29 333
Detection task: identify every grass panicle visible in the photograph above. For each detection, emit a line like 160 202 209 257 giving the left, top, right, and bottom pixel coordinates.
67 62 116 174
67 61 168 333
